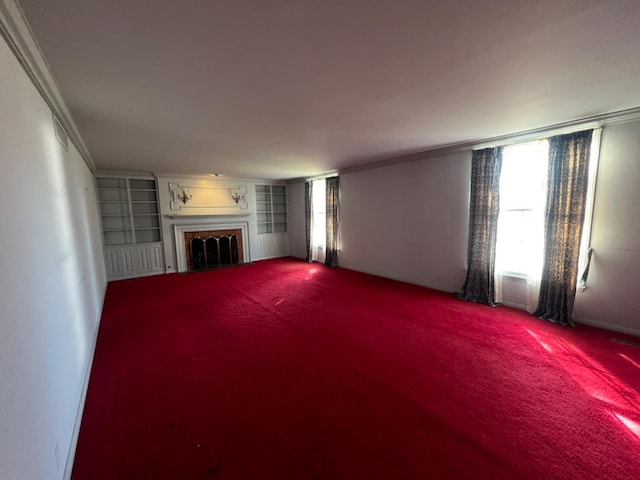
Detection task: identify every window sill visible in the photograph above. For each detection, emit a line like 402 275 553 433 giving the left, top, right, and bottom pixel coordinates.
499 272 527 281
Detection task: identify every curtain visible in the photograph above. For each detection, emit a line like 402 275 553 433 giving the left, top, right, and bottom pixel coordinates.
533 130 593 326
304 181 313 262
324 176 340 267
458 147 503 306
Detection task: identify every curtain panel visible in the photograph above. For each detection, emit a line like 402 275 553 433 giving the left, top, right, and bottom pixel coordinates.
459 147 503 306
304 181 313 262
533 130 593 326
324 176 340 267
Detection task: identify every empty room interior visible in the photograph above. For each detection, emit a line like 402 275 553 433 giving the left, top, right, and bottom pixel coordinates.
2 1 640 478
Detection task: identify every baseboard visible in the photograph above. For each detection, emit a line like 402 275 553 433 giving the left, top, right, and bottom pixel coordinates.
574 317 640 338
63 283 107 480
501 301 527 310
254 253 291 261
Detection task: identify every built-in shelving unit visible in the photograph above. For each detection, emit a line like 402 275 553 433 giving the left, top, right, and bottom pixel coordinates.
254 184 289 259
256 184 287 234
96 176 164 279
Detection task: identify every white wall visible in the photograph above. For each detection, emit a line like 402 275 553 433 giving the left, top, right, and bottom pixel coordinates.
288 123 640 335
339 152 471 292
573 120 640 335
0 36 106 479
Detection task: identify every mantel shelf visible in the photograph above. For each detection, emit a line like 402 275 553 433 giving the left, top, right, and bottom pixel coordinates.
165 212 252 219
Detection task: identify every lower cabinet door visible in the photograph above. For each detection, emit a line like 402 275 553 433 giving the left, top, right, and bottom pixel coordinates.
137 244 164 274
104 244 164 279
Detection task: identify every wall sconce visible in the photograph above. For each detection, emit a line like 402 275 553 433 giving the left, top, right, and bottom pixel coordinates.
231 191 246 204
177 189 192 204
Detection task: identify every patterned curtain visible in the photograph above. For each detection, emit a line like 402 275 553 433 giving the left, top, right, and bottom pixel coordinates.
324 176 340 267
304 181 313 262
458 147 503 306
533 130 593 326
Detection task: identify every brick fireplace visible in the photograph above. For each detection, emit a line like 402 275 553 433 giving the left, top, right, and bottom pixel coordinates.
173 222 250 273
183 229 244 271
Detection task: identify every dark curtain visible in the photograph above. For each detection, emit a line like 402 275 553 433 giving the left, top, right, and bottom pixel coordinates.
458 147 503 306
533 130 593 326
304 181 313 262
325 176 340 267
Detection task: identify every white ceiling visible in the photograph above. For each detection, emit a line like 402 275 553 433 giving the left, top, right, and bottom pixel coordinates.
18 0 640 180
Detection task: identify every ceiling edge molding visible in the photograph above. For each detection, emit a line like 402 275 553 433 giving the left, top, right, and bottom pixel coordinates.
339 106 640 176
0 0 96 171
286 170 340 185
152 172 287 184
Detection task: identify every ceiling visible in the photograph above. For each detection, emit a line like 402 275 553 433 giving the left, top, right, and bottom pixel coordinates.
18 0 640 180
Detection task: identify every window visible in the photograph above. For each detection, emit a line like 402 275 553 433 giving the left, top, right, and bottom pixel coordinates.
495 140 548 277
311 179 326 262
495 131 600 281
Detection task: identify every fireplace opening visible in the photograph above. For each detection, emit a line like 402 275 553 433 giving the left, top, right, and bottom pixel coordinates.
184 229 243 271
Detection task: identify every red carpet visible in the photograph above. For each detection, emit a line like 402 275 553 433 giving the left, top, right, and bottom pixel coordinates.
72 258 640 479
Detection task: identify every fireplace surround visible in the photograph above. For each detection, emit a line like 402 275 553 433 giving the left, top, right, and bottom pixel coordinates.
183 229 243 271
173 222 249 273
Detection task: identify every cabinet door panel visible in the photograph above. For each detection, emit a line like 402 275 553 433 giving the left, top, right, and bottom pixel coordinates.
137 245 164 273
105 248 124 277
121 248 137 275
149 244 164 271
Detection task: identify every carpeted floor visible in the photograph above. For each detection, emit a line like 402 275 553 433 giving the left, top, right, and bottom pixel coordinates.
72 257 640 479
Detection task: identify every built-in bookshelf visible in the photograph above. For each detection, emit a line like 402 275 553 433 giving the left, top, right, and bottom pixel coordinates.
97 177 161 245
96 176 163 279
256 185 287 234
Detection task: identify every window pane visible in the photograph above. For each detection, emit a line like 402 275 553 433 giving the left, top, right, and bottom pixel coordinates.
497 210 534 274
500 141 548 210
312 179 326 247
496 140 548 276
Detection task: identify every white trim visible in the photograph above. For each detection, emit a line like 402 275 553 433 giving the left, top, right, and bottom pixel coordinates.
501 301 527 310
0 0 95 171
173 221 250 273
62 282 107 480
255 254 290 261
500 302 640 338
574 317 640 338
305 171 339 182
154 172 288 184
339 107 640 176
577 128 602 291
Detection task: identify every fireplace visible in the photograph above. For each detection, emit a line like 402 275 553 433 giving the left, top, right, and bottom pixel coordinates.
183 229 244 271
173 222 249 273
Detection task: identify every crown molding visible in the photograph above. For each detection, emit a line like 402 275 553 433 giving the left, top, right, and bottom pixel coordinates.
0 0 95 171
285 169 340 185
339 106 640 176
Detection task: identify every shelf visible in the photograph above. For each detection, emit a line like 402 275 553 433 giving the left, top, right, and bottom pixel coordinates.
255 184 288 234
97 176 162 247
